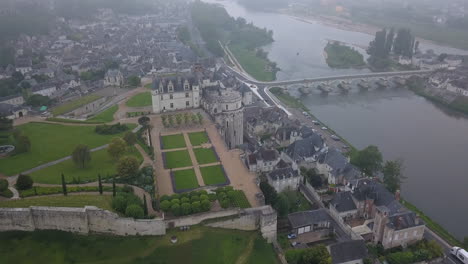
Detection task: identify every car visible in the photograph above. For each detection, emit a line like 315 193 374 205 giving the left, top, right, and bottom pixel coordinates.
291 242 301 247
331 135 340 141
312 120 320 125
302 111 309 116
287 233 297 239
321 126 328 130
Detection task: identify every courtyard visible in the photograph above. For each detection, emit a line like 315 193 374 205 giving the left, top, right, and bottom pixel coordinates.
151 111 262 206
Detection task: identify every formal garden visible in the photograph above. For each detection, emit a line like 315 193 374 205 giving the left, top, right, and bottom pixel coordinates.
193 147 219 164
160 133 186 149
172 168 199 191
0 227 278 264
161 112 203 128
200 165 228 186
188 131 210 146
163 150 192 169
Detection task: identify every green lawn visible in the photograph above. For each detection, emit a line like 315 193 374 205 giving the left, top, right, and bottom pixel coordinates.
87 105 118 123
164 150 192 169
0 195 113 211
19 186 122 198
188 131 209 146
193 147 218 165
200 165 227 186
0 122 136 176
173 169 199 191
229 44 276 82
0 227 278 264
161 134 186 149
126 92 152 107
51 95 102 116
29 146 143 184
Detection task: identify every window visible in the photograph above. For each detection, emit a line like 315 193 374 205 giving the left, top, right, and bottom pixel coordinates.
185 92 189 98
226 104 228 110
170 94 173 99
160 95 163 100
170 103 173 108
186 101 190 106
184 84 189 90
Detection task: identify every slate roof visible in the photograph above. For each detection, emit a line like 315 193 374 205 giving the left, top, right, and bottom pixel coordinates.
288 208 331 228
330 191 357 213
285 134 324 161
153 74 199 93
318 148 348 176
329 240 367 264
351 179 396 207
257 148 279 162
386 211 423 231
268 167 299 181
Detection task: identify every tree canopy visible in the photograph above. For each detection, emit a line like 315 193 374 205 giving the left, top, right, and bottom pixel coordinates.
383 159 405 193
72 144 91 169
107 137 127 160
351 145 383 177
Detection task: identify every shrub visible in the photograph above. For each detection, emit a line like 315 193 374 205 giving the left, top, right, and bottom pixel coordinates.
181 203 192 215
170 194 180 200
112 195 127 213
198 190 208 196
0 179 8 192
181 197 190 203
95 123 128 135
125 204 144 219
191 201 201 213
217 192 227 200
123 132 137 146
15 135 31 154
122 185 134 193
171 199 180 205
200 194 209 201
191 195 200 202
171 203 181 216
227 190 236 200
208 193 217 202
201 199 211 211
108 137 127 160
220 199 230 209
16 174 33 190
138 116 150 126
160 195 171 201
117 156 139 178
160 200 172 212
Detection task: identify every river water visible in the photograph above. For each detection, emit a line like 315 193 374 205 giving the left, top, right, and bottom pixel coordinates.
205 0 468 239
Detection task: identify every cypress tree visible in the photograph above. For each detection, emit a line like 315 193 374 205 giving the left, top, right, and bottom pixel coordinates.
143 195 148 216
98 174 103 195
112 177 116 197
61 173 67 196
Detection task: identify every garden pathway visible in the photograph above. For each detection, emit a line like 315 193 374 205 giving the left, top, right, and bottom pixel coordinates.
135 144 154 169
183 132 205 187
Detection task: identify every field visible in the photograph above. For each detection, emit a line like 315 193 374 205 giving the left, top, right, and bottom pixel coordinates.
173 169 199 191
126 92 152 107
0 227 278 264
0 195 113 211
0 122 136 176
161 134 186 149
229 44 276 82
51 95 102 116
200 165 227 185
188 131 209 146
193 147 218 165
164 150 192 169
29 146 143 184
87 105 118 123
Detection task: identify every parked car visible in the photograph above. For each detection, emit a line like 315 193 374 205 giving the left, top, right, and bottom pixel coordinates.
291 242 301 247
331 135 340 141
312 120 320 125
287 233 297 239
321 126 328 130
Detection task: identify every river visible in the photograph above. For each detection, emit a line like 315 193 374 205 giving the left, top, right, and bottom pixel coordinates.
204 0 468 239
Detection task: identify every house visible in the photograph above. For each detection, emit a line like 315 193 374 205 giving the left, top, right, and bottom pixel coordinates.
0 103 27 119
15 58 32 74
329 191 358 220
282 133 326 168
244 106 289 136
267 166 301 192
288 209 332 237
104 69 124 87
274 126 302 147
0 94 24 106
317 148 362 185
32 83 57 97
247 148 281 173
151 74 200 113
329 240 367 264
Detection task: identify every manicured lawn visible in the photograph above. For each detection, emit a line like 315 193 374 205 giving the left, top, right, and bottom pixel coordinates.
200 165 227 185
164 150 192 169
0 227 278 264
193 147 218 165
173 169 199 190
188 131 209 146
126 92 152 107
0 122 136 176
51 95 102 116
161 133 186 149
29 146 143 184
229 44 276 82
0 195 113 211
19 186 122 198
87 105 118 123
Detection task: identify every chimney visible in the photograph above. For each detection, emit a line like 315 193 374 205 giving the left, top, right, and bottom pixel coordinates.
395 190 401 201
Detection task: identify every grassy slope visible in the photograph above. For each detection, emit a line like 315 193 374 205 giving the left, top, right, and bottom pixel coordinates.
0 122 136 176
51 95 102 116
229 44 276 82
29 146 143 184
173 169 199 190
87 105 118 123
0 195 113 211
0 227 278 264
200 165 226 185
193 148 218 165
126 92 152 107
161 133 187 149
188 131 210 146
164 150 192 169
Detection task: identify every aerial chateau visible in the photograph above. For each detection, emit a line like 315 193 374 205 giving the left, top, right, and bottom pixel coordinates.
151 68 249 149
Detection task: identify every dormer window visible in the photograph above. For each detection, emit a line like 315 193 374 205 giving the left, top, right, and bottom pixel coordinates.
168 81 174 92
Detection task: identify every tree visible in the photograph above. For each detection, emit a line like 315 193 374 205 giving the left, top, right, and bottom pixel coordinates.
143 195 148 216
259 181 278 205
201 199 211 211
107 137 127 160
197 112 203 124
175 114 182 126
299 245 332 264
171 203 181 216
26 94 52 107
138 116 150 126
72 144 91 169
183 113 190 124
127 76 141 87
11 71 24 83
351 145 383 177
123 131 137 146
383 160 406 193
0 117 13 132
61 173 67 196
181 202 192 215
463 237 468 250
112 177 116 197
0 179 8 192
125 204 144 219
16 174 33 190
98 174 103 195
15 135 31 154
116 156 139 178
275 193 290 217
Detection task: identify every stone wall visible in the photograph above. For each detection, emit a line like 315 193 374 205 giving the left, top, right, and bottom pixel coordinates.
0 206 166 236
68 96 108 117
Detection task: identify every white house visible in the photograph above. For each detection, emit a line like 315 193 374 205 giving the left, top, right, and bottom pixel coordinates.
151 74 200 113
267 167 301 193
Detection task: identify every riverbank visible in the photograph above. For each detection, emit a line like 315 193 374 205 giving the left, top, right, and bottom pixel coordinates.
229 44 277 82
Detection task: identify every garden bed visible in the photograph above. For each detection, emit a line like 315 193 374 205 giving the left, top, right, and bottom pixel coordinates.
193 147 219 165
160 134 186 149
200 165 229 186
188 131 210 146
171 169 199 193
163 150 192 169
